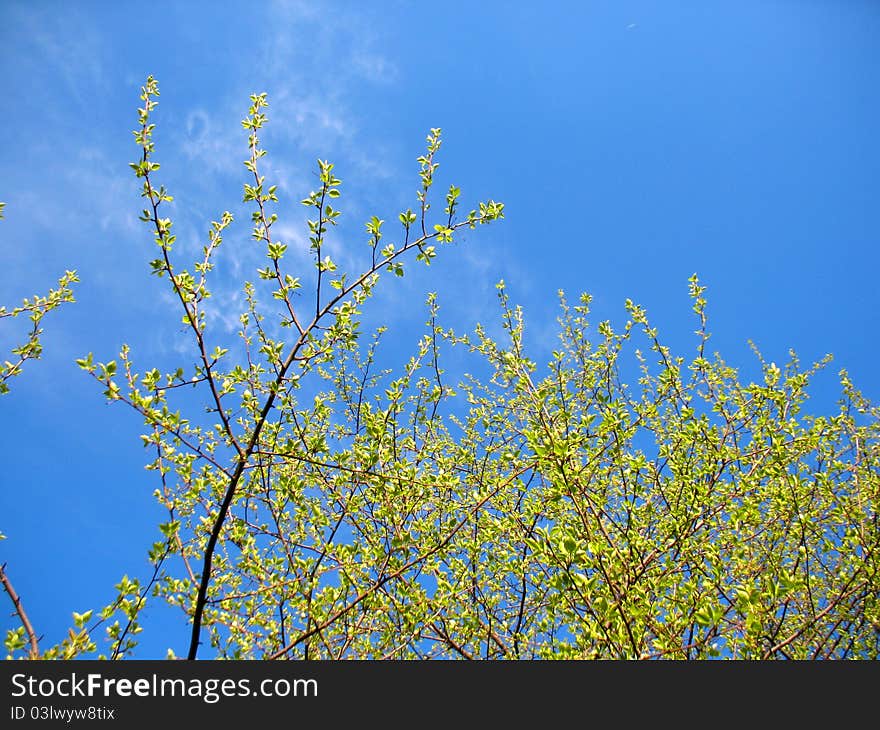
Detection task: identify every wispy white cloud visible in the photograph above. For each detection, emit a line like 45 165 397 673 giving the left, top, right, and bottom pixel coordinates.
5 0 509 365
155 0 405 338
181 109 243 178
6 4 108 111
352 52 399 85
69 147 141 236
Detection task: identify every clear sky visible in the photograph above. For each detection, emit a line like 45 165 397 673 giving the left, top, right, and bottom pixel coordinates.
1 1 878 658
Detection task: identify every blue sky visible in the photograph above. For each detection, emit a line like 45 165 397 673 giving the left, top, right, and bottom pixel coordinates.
1 1 878 658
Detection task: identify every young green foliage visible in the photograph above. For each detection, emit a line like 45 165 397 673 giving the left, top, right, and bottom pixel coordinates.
3 78 877 660
0 206 78 397
68 76 506 659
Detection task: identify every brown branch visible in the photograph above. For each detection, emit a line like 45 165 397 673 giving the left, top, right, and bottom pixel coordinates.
427 622 474 659
141 164 243 462
0 563 39 658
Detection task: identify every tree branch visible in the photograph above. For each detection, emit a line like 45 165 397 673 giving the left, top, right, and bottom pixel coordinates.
0 563 39 658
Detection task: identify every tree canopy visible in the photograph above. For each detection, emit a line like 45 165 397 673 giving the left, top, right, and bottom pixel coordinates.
3 79 878 660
